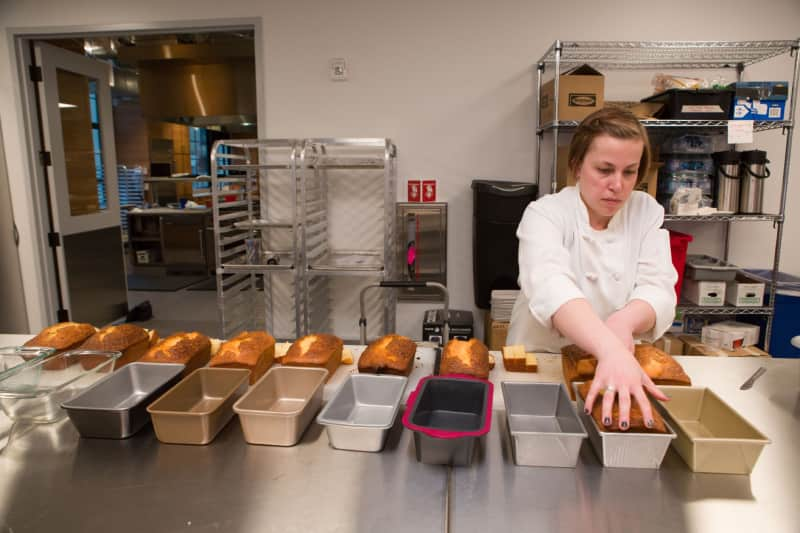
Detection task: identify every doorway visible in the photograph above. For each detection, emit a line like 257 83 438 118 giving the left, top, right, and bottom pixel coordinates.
18 25 260 336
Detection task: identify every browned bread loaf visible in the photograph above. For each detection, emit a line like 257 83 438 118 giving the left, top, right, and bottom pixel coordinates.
139 332 212 375
282 333 343 381
79 324 159 369
439 338 490 379
25 322 97 370
561 343 691 398
634 344 691 385
358 334 416 376
577 380 667 434
209 331 276 384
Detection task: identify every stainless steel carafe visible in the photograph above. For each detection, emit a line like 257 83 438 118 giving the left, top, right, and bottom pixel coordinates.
712 150 741 213
740 150 770 214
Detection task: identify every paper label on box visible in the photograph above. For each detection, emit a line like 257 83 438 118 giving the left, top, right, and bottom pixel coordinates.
681 105 723 113
728 120 754 144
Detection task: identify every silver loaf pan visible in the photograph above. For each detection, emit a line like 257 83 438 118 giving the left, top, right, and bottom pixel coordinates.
573 383 676 469
62 362 185 439
317 374 407 452
503 381 587 468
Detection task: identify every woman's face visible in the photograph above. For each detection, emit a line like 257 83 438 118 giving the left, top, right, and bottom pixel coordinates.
575 134 643 229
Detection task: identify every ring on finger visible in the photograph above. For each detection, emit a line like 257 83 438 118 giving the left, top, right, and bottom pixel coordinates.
605 385 616 393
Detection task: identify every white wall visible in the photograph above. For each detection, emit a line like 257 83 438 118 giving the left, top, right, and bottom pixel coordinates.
1 0 799 338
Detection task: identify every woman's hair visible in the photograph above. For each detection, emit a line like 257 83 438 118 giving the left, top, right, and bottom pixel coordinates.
567 107 651 184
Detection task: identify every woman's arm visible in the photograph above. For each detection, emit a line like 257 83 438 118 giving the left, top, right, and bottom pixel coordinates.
605 299 657 353
553 299 667 429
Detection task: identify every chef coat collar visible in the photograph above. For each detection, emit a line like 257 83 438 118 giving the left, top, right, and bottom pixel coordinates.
575 182 624 233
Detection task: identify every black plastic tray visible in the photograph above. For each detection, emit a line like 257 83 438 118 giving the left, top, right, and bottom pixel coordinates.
641 89 734 120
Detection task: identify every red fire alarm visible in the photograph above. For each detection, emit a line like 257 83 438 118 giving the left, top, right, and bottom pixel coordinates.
422 180 437 202
407 180 421 202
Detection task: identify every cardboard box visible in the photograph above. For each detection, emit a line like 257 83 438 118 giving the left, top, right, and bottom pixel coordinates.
729 81 788 121
702 324 745 350
484 313 509 351
679 335 770 357
683 279 726 306
653 333 685 355
708 321 760 347
540 64 604 123
725 274 765 307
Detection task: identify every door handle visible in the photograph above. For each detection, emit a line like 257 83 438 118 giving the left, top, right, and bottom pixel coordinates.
198 228 205 261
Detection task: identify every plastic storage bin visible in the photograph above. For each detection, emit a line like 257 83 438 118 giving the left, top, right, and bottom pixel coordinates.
742 269 800 357
669 230 693 301
641 89 734 120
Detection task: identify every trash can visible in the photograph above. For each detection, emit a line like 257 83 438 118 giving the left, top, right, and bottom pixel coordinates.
742 269 800 358
471 180 537 309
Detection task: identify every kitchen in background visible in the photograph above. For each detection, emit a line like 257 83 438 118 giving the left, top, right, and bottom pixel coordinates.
44 31 257 335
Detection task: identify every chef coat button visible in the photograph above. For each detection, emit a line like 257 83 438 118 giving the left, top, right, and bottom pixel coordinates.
585 272 598 281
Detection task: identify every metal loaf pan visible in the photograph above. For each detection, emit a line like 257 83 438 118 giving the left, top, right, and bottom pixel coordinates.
61 363 185 439
573 383 676 469
233 366 328 446
656 386 770 474
147 367 250 445
502 382 587 468
0 350 120 424
0 346 55 381
317 374 407 452
404 376 492 466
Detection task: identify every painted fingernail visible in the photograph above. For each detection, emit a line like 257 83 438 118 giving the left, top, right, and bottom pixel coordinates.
603 417 611 426
621 421 628 429
584 408 590 414
646 419 655 428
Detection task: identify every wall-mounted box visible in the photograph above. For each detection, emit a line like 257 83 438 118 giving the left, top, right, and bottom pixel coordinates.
396 202 447 301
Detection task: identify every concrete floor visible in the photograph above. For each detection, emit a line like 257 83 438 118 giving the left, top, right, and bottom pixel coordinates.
127 283 222 339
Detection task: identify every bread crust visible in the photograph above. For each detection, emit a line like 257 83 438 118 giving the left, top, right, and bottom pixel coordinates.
439 338 490 379
282 333 343 380
139 332 212 375
358 334 416 376
210 331 276 384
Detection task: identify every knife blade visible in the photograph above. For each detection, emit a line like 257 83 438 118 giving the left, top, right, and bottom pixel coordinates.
740 367 767 390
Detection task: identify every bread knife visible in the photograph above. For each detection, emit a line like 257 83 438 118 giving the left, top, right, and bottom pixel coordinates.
740 367 766 390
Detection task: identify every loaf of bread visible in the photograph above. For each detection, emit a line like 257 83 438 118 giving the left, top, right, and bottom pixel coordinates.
502 345 538 373
78 324 159 369
562 343 691 399
634 344 691 385
25 322 97 370
281 333 343 380
439 338 490 379
577 380 667 434
358 334 416 376
209 331 275 384
139 332 212 375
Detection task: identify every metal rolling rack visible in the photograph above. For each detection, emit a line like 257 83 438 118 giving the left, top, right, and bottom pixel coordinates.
210 139 306 340
535 40 800 350
300 138 398 342
210 137 398 342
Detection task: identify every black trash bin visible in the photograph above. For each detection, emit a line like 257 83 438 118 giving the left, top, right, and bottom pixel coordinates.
471 180 538 309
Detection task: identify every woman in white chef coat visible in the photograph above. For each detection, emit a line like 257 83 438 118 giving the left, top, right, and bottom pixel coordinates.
507 106 677 430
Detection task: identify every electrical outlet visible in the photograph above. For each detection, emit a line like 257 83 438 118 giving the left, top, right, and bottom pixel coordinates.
330 58 347 81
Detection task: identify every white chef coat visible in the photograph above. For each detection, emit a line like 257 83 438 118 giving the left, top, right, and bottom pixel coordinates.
506 184 677 353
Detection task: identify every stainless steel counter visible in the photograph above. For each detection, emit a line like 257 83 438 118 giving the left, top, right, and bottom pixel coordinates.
0 332 798 533
129 208 211 216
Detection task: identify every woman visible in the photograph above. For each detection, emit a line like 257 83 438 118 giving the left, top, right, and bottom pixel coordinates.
507 107 677 430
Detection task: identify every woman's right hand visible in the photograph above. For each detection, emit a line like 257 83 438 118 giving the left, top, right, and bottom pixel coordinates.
582 346 668 430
